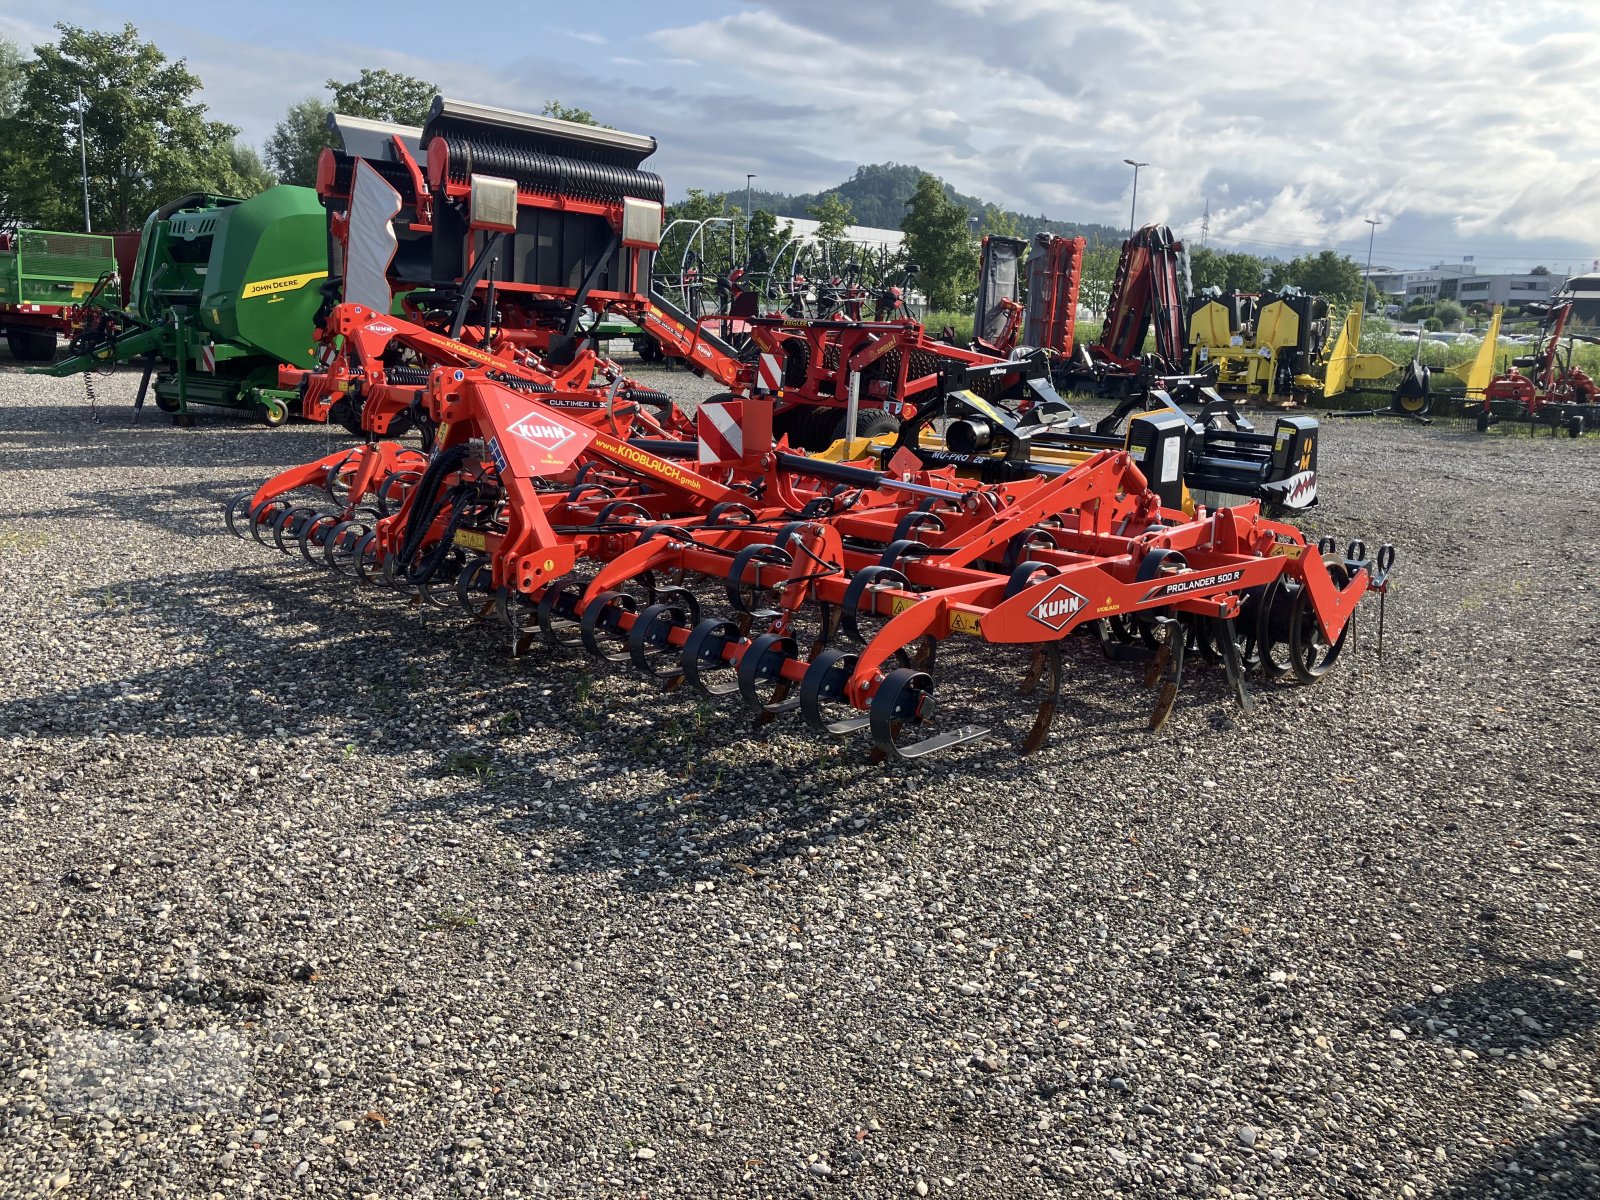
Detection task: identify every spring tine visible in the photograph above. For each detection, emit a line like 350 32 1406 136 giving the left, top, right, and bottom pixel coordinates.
1149 627 1187 733
1216 617 1253 712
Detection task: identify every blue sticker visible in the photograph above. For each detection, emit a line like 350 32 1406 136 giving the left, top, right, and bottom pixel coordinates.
487 436 508 474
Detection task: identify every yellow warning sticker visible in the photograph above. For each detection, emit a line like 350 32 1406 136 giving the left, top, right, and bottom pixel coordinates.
241 271 328 300
948 610 982 636
453 529 487 552
888 595 981 635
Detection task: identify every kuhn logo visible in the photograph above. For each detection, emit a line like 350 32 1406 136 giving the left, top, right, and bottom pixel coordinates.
507 413 576 453
364 322 397 335
1029 584 1087 631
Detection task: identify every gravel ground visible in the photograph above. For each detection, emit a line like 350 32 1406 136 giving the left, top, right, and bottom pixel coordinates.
0 350 1596 1200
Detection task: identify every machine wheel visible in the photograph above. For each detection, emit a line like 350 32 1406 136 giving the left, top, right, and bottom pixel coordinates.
1286 562 1353 683
154 392 180 414
832 408 901 443
6 330 58 361
258 396 290 427
1568 414 1585 438
1475 411 1491 433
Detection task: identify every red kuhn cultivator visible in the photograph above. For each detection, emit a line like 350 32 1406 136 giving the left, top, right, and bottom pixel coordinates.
226 356 1393 760
292 303 685 445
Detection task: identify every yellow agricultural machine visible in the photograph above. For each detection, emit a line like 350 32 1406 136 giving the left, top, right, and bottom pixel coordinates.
1189 291 1398 401
1331 306 1503 424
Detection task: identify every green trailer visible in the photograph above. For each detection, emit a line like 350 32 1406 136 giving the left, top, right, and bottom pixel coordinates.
0 228 117 361
38 187 328 424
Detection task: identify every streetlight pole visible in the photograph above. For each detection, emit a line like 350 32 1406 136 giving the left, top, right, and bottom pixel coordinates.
1123 158 1148 239
1361 217 1382 349
77 86 92 233
745 174 755 225
1362 217 1382 311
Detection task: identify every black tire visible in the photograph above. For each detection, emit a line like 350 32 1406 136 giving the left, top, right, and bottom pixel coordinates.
259 396 290 427
1475 411 1491 433
831 408 900 443
6 330 57 361
155 392 180 414
1569 414 1585 438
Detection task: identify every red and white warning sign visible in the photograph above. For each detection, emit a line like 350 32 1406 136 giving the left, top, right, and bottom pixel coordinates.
755 353 783 393
199 343 216 372
697 400 744 463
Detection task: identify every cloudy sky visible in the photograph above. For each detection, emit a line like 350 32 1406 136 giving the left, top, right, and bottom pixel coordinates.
5 0 1598 272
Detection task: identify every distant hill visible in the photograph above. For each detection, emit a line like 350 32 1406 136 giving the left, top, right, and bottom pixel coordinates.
736 162 1124 246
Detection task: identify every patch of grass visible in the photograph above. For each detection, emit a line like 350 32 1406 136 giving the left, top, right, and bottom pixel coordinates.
439 749 493 779
425 907 479 931
570 674 602 731
92 581 135 612
922 311 974 343
0 528 50 553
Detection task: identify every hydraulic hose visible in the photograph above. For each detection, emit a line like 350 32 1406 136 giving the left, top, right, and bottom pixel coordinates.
396 443 474 574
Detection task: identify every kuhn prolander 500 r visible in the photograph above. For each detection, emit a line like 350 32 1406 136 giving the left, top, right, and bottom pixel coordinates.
227 367 1392 760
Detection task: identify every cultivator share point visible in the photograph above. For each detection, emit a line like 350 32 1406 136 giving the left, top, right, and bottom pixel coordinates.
226 354 1395 761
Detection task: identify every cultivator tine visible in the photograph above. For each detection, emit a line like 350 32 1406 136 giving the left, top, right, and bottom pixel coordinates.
1148 625 1187 733
1215 617 1254 712
1373 545 1396 664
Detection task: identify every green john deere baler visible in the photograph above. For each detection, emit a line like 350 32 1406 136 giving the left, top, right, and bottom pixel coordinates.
37 187 328 424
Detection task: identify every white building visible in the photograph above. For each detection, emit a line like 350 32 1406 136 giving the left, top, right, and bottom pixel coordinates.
777 216 905 255
1369 260 1564 309
1450 272 1564 309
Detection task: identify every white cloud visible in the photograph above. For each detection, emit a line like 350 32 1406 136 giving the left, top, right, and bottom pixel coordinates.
646 0 1600 257
6 0 1596 261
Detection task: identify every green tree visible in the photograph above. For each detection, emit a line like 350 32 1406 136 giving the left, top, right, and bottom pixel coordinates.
808 192 855 274
1190 246 1266 294
222 141 274 196
326 68 436 125
1433 298 1465 329
979 203 1021 240
0 37 29 221
746 209 795 272
1078 239 1121 317
1 23 250 231
541 99 598 126
265 97 334 188
1530 264 1551 275
900 172 974 310
0 36 24 119
1268 249 1363 303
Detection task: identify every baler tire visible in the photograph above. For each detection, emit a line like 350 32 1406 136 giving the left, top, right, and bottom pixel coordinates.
259 397 290 427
